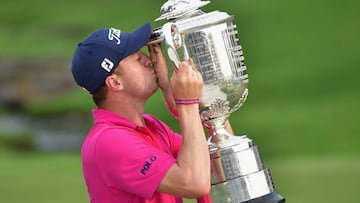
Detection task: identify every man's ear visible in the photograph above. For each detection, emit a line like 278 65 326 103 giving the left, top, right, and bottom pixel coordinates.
105 75 123 91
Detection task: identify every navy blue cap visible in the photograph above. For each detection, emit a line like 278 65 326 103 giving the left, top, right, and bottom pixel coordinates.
71 22 152 94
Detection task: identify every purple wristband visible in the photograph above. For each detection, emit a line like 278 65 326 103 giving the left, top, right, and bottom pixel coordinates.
175 99 200 105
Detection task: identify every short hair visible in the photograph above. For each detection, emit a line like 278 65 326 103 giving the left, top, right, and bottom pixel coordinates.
92 84 108 107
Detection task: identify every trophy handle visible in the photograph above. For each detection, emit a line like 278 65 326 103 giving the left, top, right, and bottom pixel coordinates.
163 23 181 69
162 22 190 70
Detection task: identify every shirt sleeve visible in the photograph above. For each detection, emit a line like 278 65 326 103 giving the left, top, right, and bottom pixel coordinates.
94 127 177 200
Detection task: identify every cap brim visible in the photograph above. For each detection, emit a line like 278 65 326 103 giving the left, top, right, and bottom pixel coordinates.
123 22 152 58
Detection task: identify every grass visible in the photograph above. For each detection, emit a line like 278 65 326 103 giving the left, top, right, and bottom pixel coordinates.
1 0 360 202
0 0 165 58
268 155 360 203
0 150 87 203
1 150 358 203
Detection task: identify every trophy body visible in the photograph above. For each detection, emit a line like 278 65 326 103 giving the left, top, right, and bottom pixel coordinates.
150 1 285 202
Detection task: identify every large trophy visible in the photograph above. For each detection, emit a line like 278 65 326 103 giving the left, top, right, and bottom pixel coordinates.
149 1 285 202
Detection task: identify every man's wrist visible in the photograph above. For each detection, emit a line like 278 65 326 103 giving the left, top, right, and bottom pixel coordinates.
175 99 200 105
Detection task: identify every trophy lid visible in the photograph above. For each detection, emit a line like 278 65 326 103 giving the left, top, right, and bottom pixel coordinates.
155 0 210 21
174 10 233 33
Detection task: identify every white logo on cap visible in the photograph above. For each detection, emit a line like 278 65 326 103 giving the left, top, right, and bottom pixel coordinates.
101 58 114 72
108 28 121 45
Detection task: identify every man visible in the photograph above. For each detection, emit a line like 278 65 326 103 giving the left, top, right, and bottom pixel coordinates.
71 22 211 203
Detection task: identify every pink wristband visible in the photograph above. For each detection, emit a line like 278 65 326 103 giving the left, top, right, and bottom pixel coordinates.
175 99 200 105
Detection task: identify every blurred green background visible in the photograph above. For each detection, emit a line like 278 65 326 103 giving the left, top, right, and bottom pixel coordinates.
1 0 359 202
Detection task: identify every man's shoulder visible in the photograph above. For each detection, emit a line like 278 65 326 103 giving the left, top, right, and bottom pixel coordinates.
85 123 139 146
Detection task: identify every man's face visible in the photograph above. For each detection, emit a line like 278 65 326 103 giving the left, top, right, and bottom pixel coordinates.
116 51 158 99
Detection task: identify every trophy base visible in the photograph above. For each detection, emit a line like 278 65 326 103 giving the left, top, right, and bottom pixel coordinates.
243 192 285 203
209 135 285 203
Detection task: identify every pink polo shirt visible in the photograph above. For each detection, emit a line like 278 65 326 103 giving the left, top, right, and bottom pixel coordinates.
81 108 211 203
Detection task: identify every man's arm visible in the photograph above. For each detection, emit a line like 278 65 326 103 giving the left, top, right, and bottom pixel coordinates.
225 120 234 134
159 60 210 198
149 44 210 198
148 44 178 118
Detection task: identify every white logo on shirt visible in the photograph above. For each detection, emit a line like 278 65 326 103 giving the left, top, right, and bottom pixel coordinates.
108 28 121 45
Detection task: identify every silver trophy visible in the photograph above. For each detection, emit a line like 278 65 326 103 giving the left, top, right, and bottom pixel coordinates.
149 1 285 202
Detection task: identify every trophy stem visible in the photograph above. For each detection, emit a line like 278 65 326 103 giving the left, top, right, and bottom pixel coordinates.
204 115 230 143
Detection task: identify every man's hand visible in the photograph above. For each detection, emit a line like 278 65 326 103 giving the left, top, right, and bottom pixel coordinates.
170 59 203 101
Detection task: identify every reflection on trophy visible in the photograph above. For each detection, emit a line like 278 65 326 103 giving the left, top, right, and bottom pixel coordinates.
149 0 285 202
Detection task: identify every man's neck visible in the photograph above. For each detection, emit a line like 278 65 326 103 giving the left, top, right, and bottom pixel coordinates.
101 99 146 126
